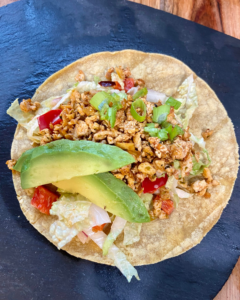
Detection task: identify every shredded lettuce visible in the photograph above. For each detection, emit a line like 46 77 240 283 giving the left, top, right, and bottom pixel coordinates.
102 216 127 255
190 133 206 149
50 193 91 229
140 193 153 210
166 175 179 207
84 229 139 282
94 75 100 85
41 96 63 109
175 75 198 128
123 222 142 246
49 220 79 249
190 133 211 175
7 98 34 124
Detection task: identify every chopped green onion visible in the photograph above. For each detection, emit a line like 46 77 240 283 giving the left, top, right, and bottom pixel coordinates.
169 125 184 141
174 160 180 169
161 121 172 133
132 87 148 100
144 127 159 137
145 123 156 128
94 75 100 85
100 103 109 120
130 99 146 122
152 104 171 124
157 128 168 141
108 106 118 128
165 97 181 110
90 91 111 110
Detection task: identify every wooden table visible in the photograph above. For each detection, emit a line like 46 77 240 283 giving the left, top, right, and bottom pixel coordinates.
1 0 240 299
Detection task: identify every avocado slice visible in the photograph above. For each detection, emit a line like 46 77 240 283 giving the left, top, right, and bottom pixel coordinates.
14 148 35 172
54 172 150 223
20 140 135 189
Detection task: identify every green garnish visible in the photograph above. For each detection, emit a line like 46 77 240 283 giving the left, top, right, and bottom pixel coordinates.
130 99 147 122
94 75 100 85
152 104 171 124
174 160 180 169
169 125 184 141
90 91 122 128
132 87 148 100
90 91 111 110
165 97 181 110
157 128 168 141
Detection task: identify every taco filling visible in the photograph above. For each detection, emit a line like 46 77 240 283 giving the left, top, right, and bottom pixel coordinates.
7 64 226 282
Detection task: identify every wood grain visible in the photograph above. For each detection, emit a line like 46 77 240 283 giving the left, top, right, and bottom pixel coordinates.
0 0 240 299
129 0 240 39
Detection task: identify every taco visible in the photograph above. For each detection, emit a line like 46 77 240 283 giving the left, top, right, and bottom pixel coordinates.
6 50 238 282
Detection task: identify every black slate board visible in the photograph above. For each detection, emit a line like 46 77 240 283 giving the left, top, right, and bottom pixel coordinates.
0 0 240 299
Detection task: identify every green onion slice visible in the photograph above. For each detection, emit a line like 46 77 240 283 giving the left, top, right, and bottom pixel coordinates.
130 99 147 122
157 128 168 141
169 125 184 141
152 104 171 124
165 97 181 110
108 106 118 128
90 91 111 110
132 87 148 100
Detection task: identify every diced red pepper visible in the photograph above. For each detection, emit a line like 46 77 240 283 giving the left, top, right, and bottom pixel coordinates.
161 199 174 215
124 78 135 92
38 109 62 131
92 223 106 233
31 186 59 215
142 174 168 194
113 81 122 90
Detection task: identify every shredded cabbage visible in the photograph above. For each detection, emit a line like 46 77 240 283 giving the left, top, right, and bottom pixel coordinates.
175 75 198 128
7 98 34 124
41 96 63 109
49 220 79 249
190 133 206 149
102 216 127 255
140 193 153 210
50 194 91 229
84 229 139 282
123 222 142 246
190 133 211 175
166 176 179 207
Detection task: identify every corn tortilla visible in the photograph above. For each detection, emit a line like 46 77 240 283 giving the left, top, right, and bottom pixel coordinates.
11 50 239 266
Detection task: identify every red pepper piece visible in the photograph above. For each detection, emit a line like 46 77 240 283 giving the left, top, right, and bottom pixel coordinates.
92 223 106 233
124 78 134 92
31 186 59 215
161 199 174 215
142 174 168 194
113 81 122 90
38 109 62 131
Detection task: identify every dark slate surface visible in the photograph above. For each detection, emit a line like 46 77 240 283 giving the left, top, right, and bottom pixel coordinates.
0 0 240 299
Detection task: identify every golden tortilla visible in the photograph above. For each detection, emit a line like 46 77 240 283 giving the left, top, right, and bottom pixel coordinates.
11 50 239 266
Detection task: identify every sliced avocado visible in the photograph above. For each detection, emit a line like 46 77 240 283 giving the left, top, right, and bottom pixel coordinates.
20 140 134 189
13 148 35 172
54 172 150 223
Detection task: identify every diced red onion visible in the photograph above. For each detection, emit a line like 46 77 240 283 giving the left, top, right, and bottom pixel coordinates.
176 188 190 198
78 231 89 244
89 204 111 227
147 89 167 103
